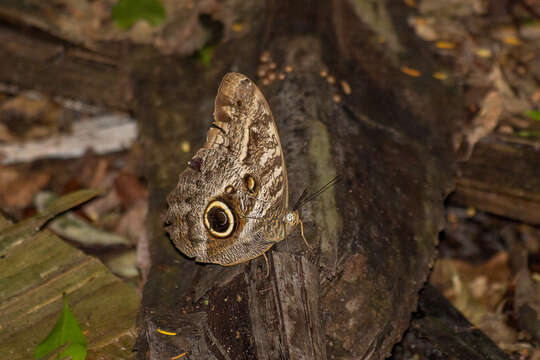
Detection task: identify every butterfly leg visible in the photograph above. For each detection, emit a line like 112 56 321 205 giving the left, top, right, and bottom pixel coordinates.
299 219 312 249
262 252 270 278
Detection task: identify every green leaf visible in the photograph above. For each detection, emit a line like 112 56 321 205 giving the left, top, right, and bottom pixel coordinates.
35 294 87 360
197 45 214 68
112 0 166 29
517 130 540 138
520 17 539 26
524 109 540 122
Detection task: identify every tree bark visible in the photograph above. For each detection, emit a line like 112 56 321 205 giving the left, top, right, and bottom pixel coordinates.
131 1 462 359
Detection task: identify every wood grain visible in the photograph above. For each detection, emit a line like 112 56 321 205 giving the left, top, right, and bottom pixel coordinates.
452 136 540 224
0 216 139 359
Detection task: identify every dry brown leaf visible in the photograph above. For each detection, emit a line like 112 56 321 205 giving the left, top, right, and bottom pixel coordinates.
0 167 50 210
115 200 148 245
455 90 503 161
430 252 511 325
89 159 110 189
0 122 16 143
409 17 439 41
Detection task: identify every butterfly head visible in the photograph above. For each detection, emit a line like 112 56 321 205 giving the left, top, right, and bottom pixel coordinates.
284 211 300 226
283 210 301 238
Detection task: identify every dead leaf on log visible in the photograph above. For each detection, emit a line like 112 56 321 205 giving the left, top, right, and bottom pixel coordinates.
454 90 503 161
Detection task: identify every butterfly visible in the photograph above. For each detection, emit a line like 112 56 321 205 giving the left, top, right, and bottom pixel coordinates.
165 72 337 266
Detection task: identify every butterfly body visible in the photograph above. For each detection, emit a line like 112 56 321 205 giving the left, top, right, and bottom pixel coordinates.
166 72 298 265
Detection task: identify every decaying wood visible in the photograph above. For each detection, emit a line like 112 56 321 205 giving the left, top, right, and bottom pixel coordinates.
0 214 140 359
131 1 463 358
452 135 540 225
0 24 127 110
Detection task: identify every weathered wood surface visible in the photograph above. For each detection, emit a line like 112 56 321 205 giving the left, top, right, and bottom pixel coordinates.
0 214 140 359
0 24 126 110
131 1 463 359
452 135 540 225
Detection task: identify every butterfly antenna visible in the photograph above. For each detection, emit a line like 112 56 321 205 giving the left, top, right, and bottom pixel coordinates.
293 187 309 211
296 176 341 209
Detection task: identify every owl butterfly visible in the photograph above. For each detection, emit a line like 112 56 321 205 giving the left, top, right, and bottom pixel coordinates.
165 72 337 266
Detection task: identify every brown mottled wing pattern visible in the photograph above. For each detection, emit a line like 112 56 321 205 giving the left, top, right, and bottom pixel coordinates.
166 73 288 265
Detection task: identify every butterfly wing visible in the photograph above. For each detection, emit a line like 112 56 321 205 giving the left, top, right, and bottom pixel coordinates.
166 73 289 265
210 72 289 214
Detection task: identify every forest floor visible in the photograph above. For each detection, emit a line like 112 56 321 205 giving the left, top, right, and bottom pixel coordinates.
1 0 540 359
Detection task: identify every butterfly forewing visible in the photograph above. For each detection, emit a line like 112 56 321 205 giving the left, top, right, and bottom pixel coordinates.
166 73 290 265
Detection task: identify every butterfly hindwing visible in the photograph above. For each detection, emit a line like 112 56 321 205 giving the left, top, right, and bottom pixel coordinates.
166 73 289 265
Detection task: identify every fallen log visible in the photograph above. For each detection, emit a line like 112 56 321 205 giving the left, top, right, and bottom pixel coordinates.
452 135 540 225
132 1 463 358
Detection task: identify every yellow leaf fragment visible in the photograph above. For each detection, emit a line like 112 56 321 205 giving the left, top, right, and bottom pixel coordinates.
171 352 188 359
401 66 421 77
436 41 456 49
341 80 352 95
466 207 476 218
232 23 244 32
404 0 416 7
433 72 448 80
415 17 426 25
503 36 521 46
475 48 492 58
157 328 177 336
